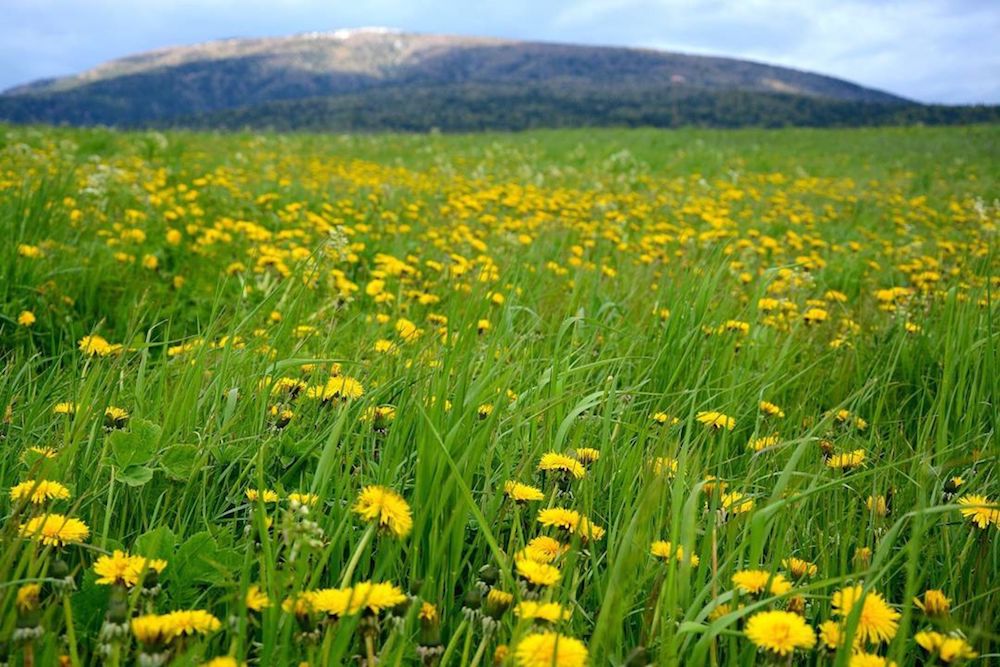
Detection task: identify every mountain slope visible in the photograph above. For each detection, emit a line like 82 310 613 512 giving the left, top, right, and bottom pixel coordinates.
0 29 926 130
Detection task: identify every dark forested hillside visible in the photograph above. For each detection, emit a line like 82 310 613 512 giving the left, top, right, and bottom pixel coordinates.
1 30 995 131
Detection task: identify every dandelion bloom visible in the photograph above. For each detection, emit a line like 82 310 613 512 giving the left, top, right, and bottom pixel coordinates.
245 585 271 612
19 513 90 546
537 507 605 541
651 412 678 426
132 610 221 644
720 491 754 515
573 447 600 464
10 480 71 504
732 570 792 597
782 557 818 579
848 653 897 667
537 452 586 480
696 411 735 430
78 335 120 357
518 536 567 564
831 585 900 645
759 401 785 418
505 481 545 503
353 485 413 538
913 589 950 617
202 658 241 667
650 540 699 566
514 631 588 667
347 581 407 614
651 456 678 477
818 620 858 650
515 601 572 622
53 402 77 415
957 494 999 529
245 488 279 503
287 492 319 506
17 311 35 327
826 449 866 471
744 610 816 656
802 307 829 324
93 550 167 586
914 630 977 663
16 584 41 612
317 375 365 401
748 434 780 452
515 557 561 587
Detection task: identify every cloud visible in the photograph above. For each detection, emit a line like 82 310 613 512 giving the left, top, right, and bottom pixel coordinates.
0 0 996 103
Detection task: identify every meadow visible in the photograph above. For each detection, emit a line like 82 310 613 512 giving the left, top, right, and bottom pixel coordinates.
0 123 997 666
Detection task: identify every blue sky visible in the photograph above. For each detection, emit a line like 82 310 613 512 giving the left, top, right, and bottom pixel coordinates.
2 0 997 104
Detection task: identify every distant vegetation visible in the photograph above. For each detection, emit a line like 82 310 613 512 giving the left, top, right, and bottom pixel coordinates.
179 84 1000 132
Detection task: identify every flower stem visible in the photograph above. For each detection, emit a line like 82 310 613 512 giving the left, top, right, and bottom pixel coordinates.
340 523 376 587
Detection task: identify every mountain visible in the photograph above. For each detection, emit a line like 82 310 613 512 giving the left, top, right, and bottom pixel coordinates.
1 29 995 131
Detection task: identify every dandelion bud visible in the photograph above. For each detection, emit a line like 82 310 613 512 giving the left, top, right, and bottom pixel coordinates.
914 589 951 617
106 585 129 623
418 602 441 647
478 565 499 586
484 589 513 620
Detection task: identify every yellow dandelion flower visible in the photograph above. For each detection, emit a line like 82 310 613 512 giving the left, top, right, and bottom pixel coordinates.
957 494 999 529
759 401 785 418
782 557 818 579
650 540 699 566
245 488 279 503
504 481 545 503
913 589 950 617
744 610 816 656
732 570 792 596
514 631 588 667
287 492 319 506
696 411 736 430
343 581 407 615
720 491 755 515
518 535 568 564
651 411 679 426
826 449 866 471
537 452 586 479
515 557 561 587
93 550 167 586
16 584 41 612
19 513 90 546
651 456 678 477
848 652 897 667
245 584 271 612
53 402 77 415
515 601 572 622
10 480 71 504
78 335 120 357
353 485 413 538
831 585 900 645
748 434 781 452
915 630 977 663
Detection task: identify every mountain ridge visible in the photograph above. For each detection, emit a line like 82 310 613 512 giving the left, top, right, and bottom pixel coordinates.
4 30 995 131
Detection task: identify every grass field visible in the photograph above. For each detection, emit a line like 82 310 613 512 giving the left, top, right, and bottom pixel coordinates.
0 123 997 667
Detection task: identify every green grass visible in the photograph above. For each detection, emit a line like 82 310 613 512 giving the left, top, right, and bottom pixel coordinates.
0 123 997 666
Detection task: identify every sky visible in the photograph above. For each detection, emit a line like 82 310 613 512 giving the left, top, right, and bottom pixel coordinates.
2 0 997 104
